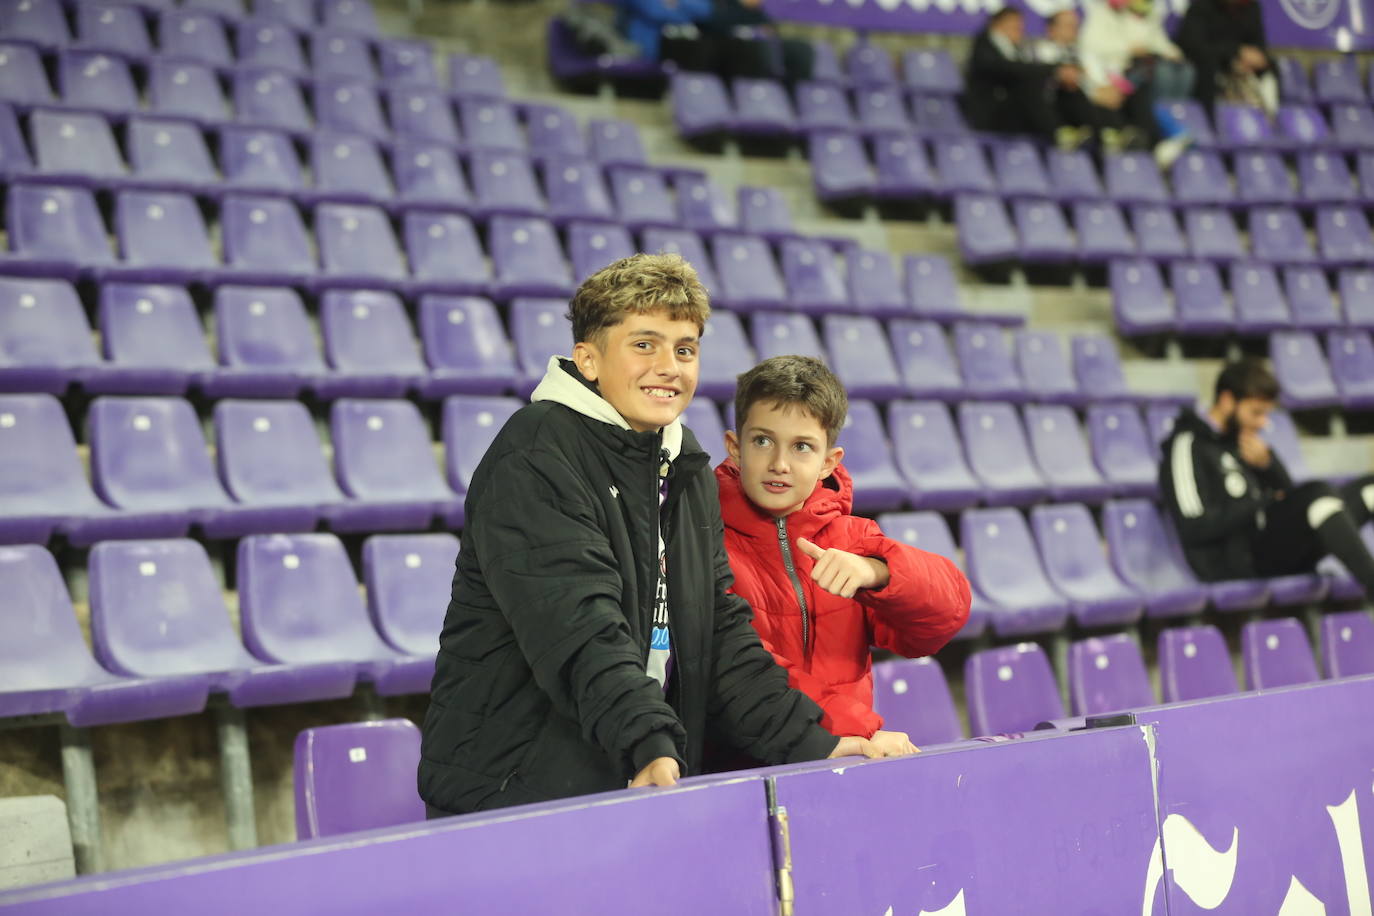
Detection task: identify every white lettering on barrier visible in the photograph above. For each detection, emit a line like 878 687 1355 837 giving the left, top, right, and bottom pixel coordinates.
1277 876 1326 916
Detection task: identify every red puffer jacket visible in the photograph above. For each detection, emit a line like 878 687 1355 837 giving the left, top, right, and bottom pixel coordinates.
716 460 971 737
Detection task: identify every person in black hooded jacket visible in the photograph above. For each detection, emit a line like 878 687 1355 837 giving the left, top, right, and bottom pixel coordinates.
420 253 885 817
1159 358 1374 592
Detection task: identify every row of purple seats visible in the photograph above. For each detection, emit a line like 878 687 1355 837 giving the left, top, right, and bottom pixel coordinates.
1276 54 1374 108
0 530 450 724
1112 260 1374 337
1271 329 1374 411
838 44 961 94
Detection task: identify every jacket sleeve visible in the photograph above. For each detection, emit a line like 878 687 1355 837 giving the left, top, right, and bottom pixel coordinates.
1078 6 1126 90
471 446 687 778
705 507 841 764
1174 4 1239 71
851 521 972 660
1161 431 1262 547
969 31 1054 85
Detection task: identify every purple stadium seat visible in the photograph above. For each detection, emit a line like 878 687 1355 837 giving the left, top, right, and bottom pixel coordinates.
566 221 634 284
1298 150 1356 205
440 394 519 498
682 398 725 463
731 78 797 140
1261 407 1314 482
0 275 105 393
542 159 614 226
126 118 218 193
847 42 895 85
738 186 796 241
958 402 1046 506
955 194 1016 266
75 2 152 58
780 238 847 314
1128 204 1187 262
0 100 29 178
1032 503 1144 627
1023 405 1111 504
187 0 246 20
237 19 307 75
402 211 489 296
606 165 674 230
238 533 431 698
1102 500 1209 618
449 53 505 98
1014 330 1082 405
871 657 963 745
1241 618 1319 689
487 215 573 300
1158 98 1217 146
909 92 968 134
97 283 214 395
953 322 1021 401
1110 259 1174 335
712 233 785 311
1171 149 1234 207
521 105 583 166
459 98 524 152
112 189 219 285
1284 266 1342 330
835 398 908 513
1359 151 1374 202
810 130 874 206
751 310 824 362
314 80 387 141
4 182 114 279
1069 334 1134 402
1159 624 1237 702
1045 148 1103 201
469 149 544 218
934 136 994 194
1014 198 1075 264
294 719 424 840
1332 103 1374 150
993 139 1050 198
1271 330 1339 409
204 285 322 398
1275 103 1329 147
312 32 376 82
1184 207 1244 262
0 0 70 49
232 70 311 134
822 315 902 400
1074 201 1135 263
0 40 53 106
1249 205 1317 265
377 37 436 86
1069 634 1154 717
587 119 646 166
1277 57 1313 104
672 72 732 141
1216 103 1285 149
872 133 935 201
1321 610 1374 678
219 127 304 194
220 194 314 285
1327 329 1374 409
364 533 461 657
509 297 567 394
1317 205 1374 267
309 133 393 205
1146 403 1178 445
888 400 981 511
695 309 754 400
1314 56 1365 106
1341 268 1374 328
0 544 209 725
876 511 988 638
641 227 721 297
1086 403 1157 497
1233 150 1296 206
965 641 1064 734
1103 152 1168 205
1171 260 1233 334
330 398 460 529
89 538 357 707
393 143 471 212
158 11 232 67
319 0 378 35
387 88 460 146
212 398 344 524
796 82 854 131
889 319 960 399
1231 262 1292 334
414 295 516 398
315 290 423 398
672 171 738 234
901 48 959 94
810 40 845 85
854 85 909 134
844 248 906 318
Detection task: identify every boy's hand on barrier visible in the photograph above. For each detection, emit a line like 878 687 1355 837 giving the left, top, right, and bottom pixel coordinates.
868 730 920 757
629 757 680 789
795 538 889 598
829 736 884 760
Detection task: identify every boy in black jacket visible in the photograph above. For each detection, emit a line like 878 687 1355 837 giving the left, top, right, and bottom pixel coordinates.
420 254 880 817
1159 358 1374 592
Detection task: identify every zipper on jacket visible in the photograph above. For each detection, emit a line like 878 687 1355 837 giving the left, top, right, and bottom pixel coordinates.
775 517 811 660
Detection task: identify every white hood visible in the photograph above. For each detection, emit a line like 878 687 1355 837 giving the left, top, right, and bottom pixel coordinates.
530 356 684 460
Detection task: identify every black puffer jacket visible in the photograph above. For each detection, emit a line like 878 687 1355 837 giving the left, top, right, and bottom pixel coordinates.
420 358 837 814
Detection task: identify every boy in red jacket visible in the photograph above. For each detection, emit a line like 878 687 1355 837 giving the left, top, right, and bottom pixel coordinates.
716 356 972 756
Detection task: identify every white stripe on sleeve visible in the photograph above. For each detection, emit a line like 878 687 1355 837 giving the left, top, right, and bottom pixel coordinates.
1171 431 1203 518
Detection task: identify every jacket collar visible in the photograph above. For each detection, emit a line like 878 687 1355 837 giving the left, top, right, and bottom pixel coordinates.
1173 406 1223 443
715 458 853 540
531 356 684 461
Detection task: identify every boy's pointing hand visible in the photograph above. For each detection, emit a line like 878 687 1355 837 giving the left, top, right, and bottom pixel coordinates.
795 538 890 598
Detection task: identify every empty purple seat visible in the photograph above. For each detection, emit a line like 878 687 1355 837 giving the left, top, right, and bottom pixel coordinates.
238 533 431 697
684 402 727 463
871 133 935 201
364 533 461 656
487 215 572 300
0 0 70 49
112 189 219 285
330 398 460 530
606 165 674 230
0 544 208 725
205 285 323 398
993 140 1050 198
126 117 218 192
1103 152 1168 205
1359 151 1374 202
219 127 304 194
1023 405 1111 504
1069 635 1153 717
844 248 906 318
319 0 378 35
1241 618 1319 689
314 80 387 141
822 314 901 400
1284 266 1342 330
796 82 854 131
712 233 785 311
672 171 737 235
316 290 423 398
965 642 1063 734
731 78 796 139
1171 260 1234 334
1271 330 1339 409
316 204 408 291
587 119 646 166
835 399 907 513
1160 98 1217 146
1276 103 1329 147
75 2 152 58
1314 56 1365 106
780 238 847 314
1317 205 1374 267
220 194 315 285
1110 258 1174 335
954 322 1022 401
213 398 343 523
1260 407 1314 482
1321 610 1374 678
542 160 615 226
1332 103 1374 150
403 211 489 296
1145 403 1177 444
672 72 732 141
847 43 895 86
393 142 470 211
1015 198 1075 264
1234 150 1296 206
641 227 721 296
1032 503 1144 627
1248 205 1317 265
4 182 114 279
232 70 311 134
469 149 544 218
810 130 874 206
955 194 1016 266
1298 150 1355 205
294 719 424 839
751 310 823 362
1216 103 1284 149
97 283 214 394
187 0 246 20
1327 329 1374 408
695 309 754 400
959 402 1046 507
901 48 959 94
1341 268 1374 328
1231 262 1292 333
1045 148 1103 202
1074 201 1135 263
888 400 981 511
414 295 515 398
387 88 460 146
854 85 909 134
1277 57 1313 104
1015 330 1082 405
523 103 586 162
934 136 994 194
377 37 436 86
510 297 569 394
440 394 519 497
1129 204 1187 262
311 32 376 82
909 92 968 135
871 657 963 745
1184 207 1245 262
889 319 960 399
0 40 53 106
1102 500 1208 618
449 53 505 98
566 221 633 284
1086 403 1157 497
0 101 25 179
309 133 393 205
1171 150 1234 207
158 11 232 67
1159 624 1237 702
0 275 104 393
738 186 796 241
237 18 307 75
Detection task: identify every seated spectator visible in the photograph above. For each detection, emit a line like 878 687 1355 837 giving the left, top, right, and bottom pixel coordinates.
1174 0 1276 114
963 8 1092 149
1160 358 1374 597
619 0 813 83
1036 9 1153 153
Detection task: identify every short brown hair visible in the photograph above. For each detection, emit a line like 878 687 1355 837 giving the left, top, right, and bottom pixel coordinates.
734 356 849 446
1214 357 1280 403
566 253 711 348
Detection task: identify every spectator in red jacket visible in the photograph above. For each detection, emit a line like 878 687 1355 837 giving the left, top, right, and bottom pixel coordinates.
716 356 971 756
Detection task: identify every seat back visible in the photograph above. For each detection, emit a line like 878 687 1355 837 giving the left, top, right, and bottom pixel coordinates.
316 203 407 282
214 285 324 372
403 211 488 288
872 658 964 745
214 399 342 505
751 311 824 362
329 399 449 501
953 322 1019 396
294 719 425 840
1159 624 1237 702
1102 499 1200 595
1068 634 1154 717
1241 618 1319 690
1321 610 1374 678
0 544 106 695
320 290 423 375
890 320 961 396
964 642 1063 735
0 393 103 516
116 190 216 269
7 183 113 264
31 108 125 178
416 295 515 382
363 534 461 657
441 394 521 494
1015 330 1080 402
89 396 228 511
0 275 100 373
100 282 214 372
221 195 314 274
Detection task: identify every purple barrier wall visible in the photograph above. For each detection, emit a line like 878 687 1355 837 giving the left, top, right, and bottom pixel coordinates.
0 777 779 916
1140 675 1374 915
771 726 1162 914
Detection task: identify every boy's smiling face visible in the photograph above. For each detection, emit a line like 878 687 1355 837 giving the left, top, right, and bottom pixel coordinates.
726 400 843 517
574 310 700 433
